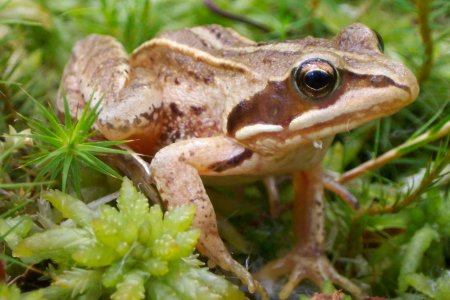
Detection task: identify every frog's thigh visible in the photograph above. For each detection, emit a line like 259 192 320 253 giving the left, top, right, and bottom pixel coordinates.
58 35 129 121
150 136 265 295
57 55 87 120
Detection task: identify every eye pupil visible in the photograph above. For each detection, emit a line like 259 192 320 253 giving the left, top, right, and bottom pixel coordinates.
304 70 331 90
292 58 339 100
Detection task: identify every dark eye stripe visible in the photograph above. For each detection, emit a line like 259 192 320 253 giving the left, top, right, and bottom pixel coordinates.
226 69 411 138
345 71 409 92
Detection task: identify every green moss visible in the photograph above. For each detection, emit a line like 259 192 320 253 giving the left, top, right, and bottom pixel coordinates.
0 284 43 300
13 178 245 300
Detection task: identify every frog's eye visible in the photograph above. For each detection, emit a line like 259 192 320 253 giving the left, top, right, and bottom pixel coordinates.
373 30 385 53
292 58 339 99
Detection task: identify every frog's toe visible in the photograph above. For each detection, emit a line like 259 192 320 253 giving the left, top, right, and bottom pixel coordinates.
253 279 269 300
213 256 269 300
255 253 363 300
233 264 269 299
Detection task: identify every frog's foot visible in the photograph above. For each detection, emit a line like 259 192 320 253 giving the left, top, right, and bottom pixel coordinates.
255 251 363 300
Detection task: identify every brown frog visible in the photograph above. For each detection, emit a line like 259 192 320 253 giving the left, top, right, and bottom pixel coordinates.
58 23 419 299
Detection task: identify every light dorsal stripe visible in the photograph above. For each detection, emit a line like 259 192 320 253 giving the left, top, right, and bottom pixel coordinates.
132 38 256 75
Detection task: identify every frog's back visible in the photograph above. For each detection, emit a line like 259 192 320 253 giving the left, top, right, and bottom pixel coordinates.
109 25 271 155
57 27 256 156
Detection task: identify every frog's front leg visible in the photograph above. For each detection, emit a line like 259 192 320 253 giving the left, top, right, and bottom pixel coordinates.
150 137 268 299
256 165 363 299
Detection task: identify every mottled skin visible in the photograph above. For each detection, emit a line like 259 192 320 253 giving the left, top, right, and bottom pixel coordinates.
58 24 418 299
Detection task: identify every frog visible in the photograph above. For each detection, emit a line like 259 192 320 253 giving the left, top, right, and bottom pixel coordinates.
57 23 419 299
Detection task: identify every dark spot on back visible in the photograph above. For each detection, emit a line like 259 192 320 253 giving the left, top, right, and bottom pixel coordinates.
190 105 205 115
203 73 213 84
132 116 142 125
170 103 184 117
188 70 201 81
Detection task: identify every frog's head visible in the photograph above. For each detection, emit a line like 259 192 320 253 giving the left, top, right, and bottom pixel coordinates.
227 23 419 154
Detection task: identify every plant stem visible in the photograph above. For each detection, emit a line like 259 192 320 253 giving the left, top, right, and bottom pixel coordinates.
203 0 270 32
415 0 433 83
338 120 450 183
0 83 15 126
363 151 449 215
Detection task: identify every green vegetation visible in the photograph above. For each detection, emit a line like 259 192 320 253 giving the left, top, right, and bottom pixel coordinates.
6 178 244 299
23 97 127 196
0 0 448 299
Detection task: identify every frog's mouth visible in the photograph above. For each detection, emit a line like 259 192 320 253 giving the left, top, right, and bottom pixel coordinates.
287 82 418 140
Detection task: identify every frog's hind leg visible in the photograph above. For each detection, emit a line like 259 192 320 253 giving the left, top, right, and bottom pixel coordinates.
150 137 268 300
255 165 363 299
57 47 90 121
58 34 129 115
